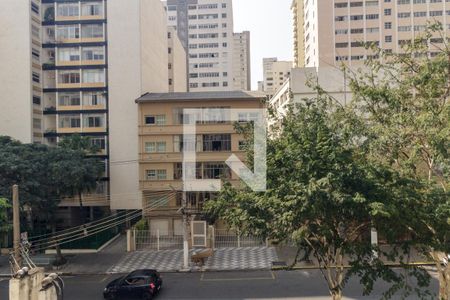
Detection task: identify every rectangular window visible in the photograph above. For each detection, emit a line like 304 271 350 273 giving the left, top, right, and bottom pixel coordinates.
157 170 167 180
81 3 103 16
32 48 40 60
385 22 392 29
59 115 81 128
59 92 81 106
83 91 106 106
31 25 40 39
31 2 39 14
33 96 41 105
82 69 104 83
57 3 79 16
203 134 231 152
91 137 106 150
203 163 231 179
57 25 80 40
81 24 103 39
58 47 80 62
84 115 104 127
366 14 379 19
146 170 167 180
82 47 104 61
32 72 40 83
33 118 41 130
59 71 80 84
145 115 166 125
384 9 391 16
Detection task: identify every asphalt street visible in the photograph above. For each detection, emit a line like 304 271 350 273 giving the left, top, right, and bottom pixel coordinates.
0 269 439 300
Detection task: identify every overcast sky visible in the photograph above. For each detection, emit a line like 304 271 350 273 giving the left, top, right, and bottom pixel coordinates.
233 0 294 90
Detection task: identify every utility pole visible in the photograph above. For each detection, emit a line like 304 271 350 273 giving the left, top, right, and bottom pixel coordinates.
12 184 21 269
182 191 189 270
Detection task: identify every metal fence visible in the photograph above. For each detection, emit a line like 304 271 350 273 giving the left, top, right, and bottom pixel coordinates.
135 230 184 251
213 229 266 248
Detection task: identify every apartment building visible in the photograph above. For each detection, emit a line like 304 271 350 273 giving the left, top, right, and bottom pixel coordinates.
0 0 172 221
269 67 352 122
0 0 45 144
168 27 188 92
136 91 265 234
232 31 251 91
164 0 236 91
292 0 450 68
262 58 293 97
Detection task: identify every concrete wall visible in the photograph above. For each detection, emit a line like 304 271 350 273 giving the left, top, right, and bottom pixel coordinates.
108 0 169 210
168 27 188 92
0 0 33 143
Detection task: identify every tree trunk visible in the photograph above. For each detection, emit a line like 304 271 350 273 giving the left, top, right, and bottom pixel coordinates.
430 250 450 300
52 222 66 266
331 291 343 300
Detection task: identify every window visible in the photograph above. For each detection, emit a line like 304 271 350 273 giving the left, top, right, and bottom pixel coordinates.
398 25 411 31
398 12 411 18
203 163 231 179
222 13 227 18
384 9 391 15
350 28 364 34
32 72 40 83
366 1 379 6
59 71 80 84
91 137 106 150
59 115 81 128
145 142 166 153
238 141 247 151
335 29 348 35
335 42 348 48
385 22 392 29
335 16 348 21
33 96 41 105
58 48 80 62
146 170 167 180
31 2 39 14
335 2 348 7
32 49 40 60
83 91 106 106
31 25 40 39
350 1 363 6
33 118 41 130
145 115 166 125
367 27 380 33
59 92 81 106
57 3 79 17
430 11 443 17
82 69 104 83
414 11 427 17
366 14 379 19
385 35 392 43
84 115 104 128
81 3 103 16
203 134 231 152
81 24 103 38
57 25 80 40
82 47 104 61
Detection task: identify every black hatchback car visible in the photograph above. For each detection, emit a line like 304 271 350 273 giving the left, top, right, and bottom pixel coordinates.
103 269 162 300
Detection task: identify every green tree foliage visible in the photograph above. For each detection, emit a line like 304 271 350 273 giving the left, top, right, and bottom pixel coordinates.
205 98 430 300
347 24 450 299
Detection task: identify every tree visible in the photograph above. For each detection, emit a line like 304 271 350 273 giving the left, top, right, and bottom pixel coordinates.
347 24 450 299
0 197 11 247
205 98 430 300
57 135 104 223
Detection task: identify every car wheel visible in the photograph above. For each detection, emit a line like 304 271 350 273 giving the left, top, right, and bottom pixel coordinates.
142 292 153 300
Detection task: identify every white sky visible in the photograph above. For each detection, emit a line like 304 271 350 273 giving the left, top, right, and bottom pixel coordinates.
232 0 294 90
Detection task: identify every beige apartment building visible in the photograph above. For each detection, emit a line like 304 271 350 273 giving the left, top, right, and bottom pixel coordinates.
168 26 188 92
232 31 251 91
0 0 183 223
292 0 450 68
262 58 293 97
135 91 265 233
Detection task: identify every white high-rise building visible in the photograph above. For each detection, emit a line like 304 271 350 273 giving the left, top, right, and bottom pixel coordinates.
262 58 293 97
232 31 251 91
292 0 450 68
164 0 235 91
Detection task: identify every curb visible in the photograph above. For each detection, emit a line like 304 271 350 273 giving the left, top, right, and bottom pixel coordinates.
271 262 437 271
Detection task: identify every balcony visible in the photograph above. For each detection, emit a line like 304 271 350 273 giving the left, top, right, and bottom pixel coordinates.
139 152 245 163
139 123 236 136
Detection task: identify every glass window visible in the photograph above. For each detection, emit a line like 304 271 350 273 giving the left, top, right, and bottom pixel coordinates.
81 2 103 16
84 114 104 127
145 142 156 153
82 47 104 60
145 115 166 125
59 71 80 84
57 3 79 17
202 134 231 151
58 47 80 61
59 92 81 106
57 25 80 40
82 69 105 83
59 115 81 128
81 24 103 38
83 91 106 106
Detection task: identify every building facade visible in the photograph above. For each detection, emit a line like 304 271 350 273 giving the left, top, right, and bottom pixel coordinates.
164 0 236 91
168 26 188 92
292 0 450 68
0 0 173 219
232 31 251 91
136 91 265 233
262 58 293 97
